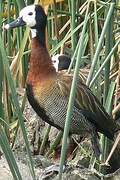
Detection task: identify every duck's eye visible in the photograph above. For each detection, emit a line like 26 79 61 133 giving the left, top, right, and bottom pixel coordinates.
28 12 33 16
53 60 56 63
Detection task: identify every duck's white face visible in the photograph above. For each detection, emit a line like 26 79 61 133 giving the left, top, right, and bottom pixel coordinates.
19 5 36 27
4 4 47 37
51 54 60 72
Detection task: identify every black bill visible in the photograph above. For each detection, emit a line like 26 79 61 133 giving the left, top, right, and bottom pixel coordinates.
4 17 26 29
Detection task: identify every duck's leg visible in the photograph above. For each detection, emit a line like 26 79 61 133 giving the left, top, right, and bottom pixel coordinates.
42 137 70 177
90 129 101 158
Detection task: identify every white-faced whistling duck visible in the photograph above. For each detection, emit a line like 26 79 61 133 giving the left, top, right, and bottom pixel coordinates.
5 4 119 159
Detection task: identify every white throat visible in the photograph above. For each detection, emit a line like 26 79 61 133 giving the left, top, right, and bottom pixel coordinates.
31 29 37 38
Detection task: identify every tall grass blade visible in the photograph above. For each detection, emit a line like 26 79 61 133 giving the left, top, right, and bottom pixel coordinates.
0 126 22 180
86 3 115 86
59 2 90 179
0 34 36 180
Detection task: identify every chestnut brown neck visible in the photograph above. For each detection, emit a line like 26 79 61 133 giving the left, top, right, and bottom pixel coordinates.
27 36 56 84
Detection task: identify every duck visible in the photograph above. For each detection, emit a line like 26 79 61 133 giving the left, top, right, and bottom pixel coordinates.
51 54 71 72
5 4 119 158
51 53 89 83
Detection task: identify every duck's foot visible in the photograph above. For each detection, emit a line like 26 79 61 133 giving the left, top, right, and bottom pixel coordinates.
41 164 65 179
